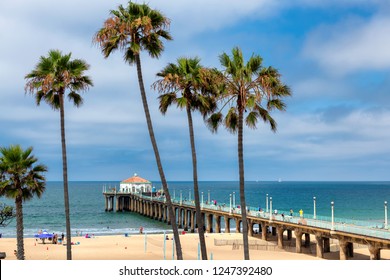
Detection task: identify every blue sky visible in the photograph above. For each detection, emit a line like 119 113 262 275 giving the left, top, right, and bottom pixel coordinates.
1 0 390 181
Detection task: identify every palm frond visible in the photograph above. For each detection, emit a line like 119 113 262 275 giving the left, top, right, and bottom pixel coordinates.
176 96 187 109
225 107 238 133
245 111 258 129
67 92 84 107
158 92 177 114
257 106 277 132
267 99 286 111
206 112 223 133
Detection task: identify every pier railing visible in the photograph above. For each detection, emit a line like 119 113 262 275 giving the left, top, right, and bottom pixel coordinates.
103 188 390 240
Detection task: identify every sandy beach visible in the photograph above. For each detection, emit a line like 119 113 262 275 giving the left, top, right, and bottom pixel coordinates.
1 232 389 260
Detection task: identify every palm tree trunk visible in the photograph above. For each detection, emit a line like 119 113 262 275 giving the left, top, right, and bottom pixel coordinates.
238 108 250 260
15 196 25 260
134 54 183 260
59 92 72 260
186 104 207 260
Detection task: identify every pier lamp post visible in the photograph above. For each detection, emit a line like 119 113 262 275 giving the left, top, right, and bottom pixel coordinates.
180 190 182 205
266 194 269 212
269 197 273 221
229 194 232 214
208 190 210 204
233 192 236 208
385 201 388 230
201 192 204 210
313 197 317 220
189 190 191 202
173 189 176 202
331 201 335 231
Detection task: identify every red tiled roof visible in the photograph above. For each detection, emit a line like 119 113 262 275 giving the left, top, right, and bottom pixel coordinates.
121 174 151 184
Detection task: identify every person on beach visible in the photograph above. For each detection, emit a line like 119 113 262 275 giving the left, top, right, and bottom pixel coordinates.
299 209 303 218
290 209 293 216
139 226 143 234
52 233 58 244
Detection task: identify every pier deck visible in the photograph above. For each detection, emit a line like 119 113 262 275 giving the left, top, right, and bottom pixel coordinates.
103 189 390 260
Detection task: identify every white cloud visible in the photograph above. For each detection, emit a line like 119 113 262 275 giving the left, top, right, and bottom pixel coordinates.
244 109 390 161
293 78 351 98
156 0 281 35
303 15 390 75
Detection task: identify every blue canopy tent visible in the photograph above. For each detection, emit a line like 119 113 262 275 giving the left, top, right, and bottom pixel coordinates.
34 230 54 244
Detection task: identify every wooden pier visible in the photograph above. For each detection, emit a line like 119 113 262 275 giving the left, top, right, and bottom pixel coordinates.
103 189 390 260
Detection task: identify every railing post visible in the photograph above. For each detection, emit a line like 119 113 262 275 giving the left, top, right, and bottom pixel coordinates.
163 231 166 260
385 201 388 230
331 201 335 231
233 192 236 208
201 192 204 210
180 190 182 206
313 196 317 220
269 197 273 221
229 194 232 214
266 193 269 213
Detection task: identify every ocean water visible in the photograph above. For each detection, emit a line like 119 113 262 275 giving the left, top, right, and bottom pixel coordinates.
0 181 389 238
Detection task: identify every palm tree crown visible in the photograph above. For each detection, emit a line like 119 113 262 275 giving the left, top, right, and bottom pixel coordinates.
25 49 93 108
208 47 291 132
0 145 47 200
154 57 217 116
93 1 172 64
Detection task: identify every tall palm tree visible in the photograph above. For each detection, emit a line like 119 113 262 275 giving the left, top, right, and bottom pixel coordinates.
207 47 291 260
93 1 184 259
154 57 219 260
25 50 93 260
0 145 47 260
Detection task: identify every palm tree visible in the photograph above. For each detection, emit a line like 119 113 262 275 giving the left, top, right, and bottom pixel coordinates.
154 57 219 260
0 145 47 260
207 47 291 260
25 50 93 260
93 1 184 259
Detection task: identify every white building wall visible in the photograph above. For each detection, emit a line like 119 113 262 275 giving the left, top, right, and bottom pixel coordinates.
120 182 152 193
